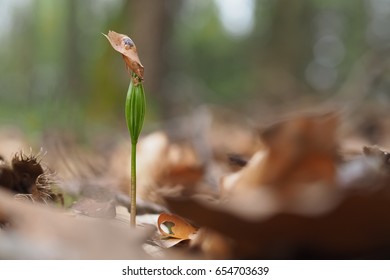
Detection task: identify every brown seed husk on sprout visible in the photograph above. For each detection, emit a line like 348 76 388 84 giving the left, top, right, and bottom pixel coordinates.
103 30 144 81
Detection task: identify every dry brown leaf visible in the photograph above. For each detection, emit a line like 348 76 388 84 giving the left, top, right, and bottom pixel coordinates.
136 132 203 188
336 146 390 191
166 191 390 259
112 132 204 205
221 112 339 206
0 189 149 259
71 198 116 219
363 146 390 169
189 228 233 259
152 233 187 249
157 212 197 240
103 30 144 80
162 142 204 186
205 106 262 160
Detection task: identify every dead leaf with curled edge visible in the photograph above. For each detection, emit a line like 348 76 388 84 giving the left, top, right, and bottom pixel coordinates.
103 30 144 81
111 132 205 206
363 146 390 170
221 112 339 212
166 192 390 259
157 212 198 240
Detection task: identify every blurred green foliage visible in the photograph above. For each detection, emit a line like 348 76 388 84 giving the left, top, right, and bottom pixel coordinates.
0 0 389 139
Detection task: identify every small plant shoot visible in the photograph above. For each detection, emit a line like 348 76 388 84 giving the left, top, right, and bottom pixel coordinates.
104 30 146 227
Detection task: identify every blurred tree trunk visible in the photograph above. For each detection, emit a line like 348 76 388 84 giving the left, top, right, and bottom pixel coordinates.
254 0 312 102
127 0 182 120
65 0 82 100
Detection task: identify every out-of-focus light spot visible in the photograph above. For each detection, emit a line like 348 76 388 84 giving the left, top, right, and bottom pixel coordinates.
180 1 214 31
307 9 345 91
366 0 390 47
0 0 31 38
370 18 390 39
313 35 345 67
90 0 124 23
370 0 390 16
305 61 338 91
214 0 255 37
314 11 345 39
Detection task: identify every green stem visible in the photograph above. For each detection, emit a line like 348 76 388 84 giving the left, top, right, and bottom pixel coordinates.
125 73 145 228
130 141 137 228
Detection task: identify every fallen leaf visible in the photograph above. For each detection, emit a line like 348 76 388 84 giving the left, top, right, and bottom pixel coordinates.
162 142 204 187
336 146 390 191
103 30 144 80
166 190 390 259
111 132 204 205
363 146 390 170
189 228 233 259
152 232 188 249
0 189 149 259
205 106 262 160
157 212 197 240
71 198 116 219
221 112 339 208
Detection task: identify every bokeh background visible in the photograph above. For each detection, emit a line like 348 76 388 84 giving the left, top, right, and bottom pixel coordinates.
1 0 390 143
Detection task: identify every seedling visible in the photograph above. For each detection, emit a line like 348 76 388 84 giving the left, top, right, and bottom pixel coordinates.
104 31 146 227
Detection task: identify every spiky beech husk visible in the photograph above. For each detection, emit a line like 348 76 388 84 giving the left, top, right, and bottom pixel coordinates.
0 151 63 205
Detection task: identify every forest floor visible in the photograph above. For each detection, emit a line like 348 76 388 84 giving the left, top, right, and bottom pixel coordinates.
1 104 390 259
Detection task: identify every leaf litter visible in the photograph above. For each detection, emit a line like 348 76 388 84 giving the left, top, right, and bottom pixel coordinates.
1 106 390 259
